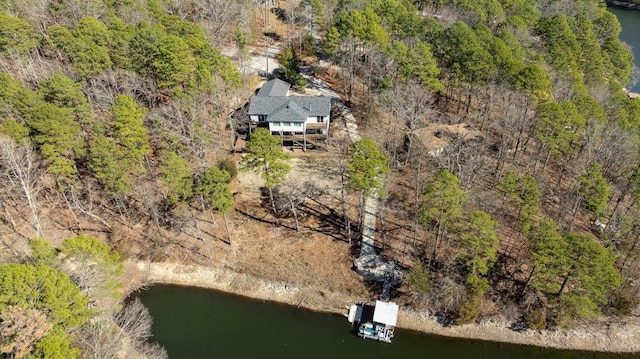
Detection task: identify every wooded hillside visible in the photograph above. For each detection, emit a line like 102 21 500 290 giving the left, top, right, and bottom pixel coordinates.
1 0 640 356
319 0 640 329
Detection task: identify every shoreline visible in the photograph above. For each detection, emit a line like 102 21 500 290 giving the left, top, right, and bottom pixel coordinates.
126 260 640 354
606 0 640 10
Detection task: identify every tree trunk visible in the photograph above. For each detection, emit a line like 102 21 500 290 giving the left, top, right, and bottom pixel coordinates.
558 272 571 297
412 160 422 245
621 232 640 268
339 156 351 244
223 213 232 245
269 187 279 225
288 190 299 232
519 265 535 300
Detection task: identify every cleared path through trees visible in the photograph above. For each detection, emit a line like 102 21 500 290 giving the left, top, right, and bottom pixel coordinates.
332 100 401 298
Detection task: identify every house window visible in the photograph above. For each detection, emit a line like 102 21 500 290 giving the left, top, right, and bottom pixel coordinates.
293 122 302 127
283 122 292 126
317 116 324 122
258 115 267 122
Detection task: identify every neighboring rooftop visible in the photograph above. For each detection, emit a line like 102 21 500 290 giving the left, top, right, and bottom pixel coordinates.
256 78 291 97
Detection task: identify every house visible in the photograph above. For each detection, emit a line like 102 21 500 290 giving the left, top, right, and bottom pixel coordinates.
247 79 331 147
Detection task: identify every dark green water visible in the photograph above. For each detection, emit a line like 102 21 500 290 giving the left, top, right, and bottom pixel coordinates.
609 7 640 92
136 285 639 359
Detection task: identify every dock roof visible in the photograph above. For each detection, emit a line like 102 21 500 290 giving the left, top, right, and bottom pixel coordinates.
373 301 398 327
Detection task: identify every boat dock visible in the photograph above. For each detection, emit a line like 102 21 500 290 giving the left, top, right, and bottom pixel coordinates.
347 300 399 343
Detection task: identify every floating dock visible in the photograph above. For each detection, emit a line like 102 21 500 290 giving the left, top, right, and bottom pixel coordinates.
347 301 399 343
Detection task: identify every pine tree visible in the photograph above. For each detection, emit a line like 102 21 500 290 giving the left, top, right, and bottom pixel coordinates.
160 151 194 205
459 210 499 277
195 166 234 243
346 138 390 197
240 128 290 220
277 47 306 88
111 94 150 168
419 169 465 262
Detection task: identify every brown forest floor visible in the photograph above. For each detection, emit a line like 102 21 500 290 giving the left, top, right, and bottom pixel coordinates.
2 5 639 354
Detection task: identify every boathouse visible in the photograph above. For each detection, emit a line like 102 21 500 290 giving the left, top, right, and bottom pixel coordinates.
348 300 399 343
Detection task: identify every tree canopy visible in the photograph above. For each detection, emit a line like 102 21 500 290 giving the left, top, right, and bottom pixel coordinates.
346 138 390 197
241 128 291 191
0 263 89 358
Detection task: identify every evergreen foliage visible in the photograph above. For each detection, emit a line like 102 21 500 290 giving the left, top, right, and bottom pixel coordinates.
28 102 84 186
530 219 567 294
25 327 81 359
160 151 194 205
61 235 121 269
0 263 90 329
29 238 57 266
89 94 149 195
0 0 637 336
0 11 41 55
48 18 113 77
458 210 499 277
407 261 431 296
346 138 390 197
386 41 442 90
38 70 91 122
195 166 234 214
90 134 131 195
61 235 124 301
535 101 585 160
277 47 307 88
577 163 610 218
0 118 30 143
419 169 465 231
111 94 150 165
241 128 291 191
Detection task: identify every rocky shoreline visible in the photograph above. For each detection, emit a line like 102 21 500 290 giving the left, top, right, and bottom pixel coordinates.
125 260 640 354
606 0 640 10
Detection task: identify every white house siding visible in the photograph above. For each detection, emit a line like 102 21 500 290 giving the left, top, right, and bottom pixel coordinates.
269 121 304 133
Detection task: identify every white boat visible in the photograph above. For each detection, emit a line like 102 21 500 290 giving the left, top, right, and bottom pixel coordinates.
347 300 399 343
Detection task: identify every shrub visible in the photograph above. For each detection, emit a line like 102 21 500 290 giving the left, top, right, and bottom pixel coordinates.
218 158 237 181
524 307 547 330
407 262 431 296
455 293 483 325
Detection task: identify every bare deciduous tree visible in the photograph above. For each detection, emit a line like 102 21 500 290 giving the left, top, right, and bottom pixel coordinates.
115 298 167 359
0 306 53 359
181 0 252 46
0 136 42 238
77 299 167 359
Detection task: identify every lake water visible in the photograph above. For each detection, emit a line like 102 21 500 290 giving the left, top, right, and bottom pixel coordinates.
136 285 639 359
609 6 640 92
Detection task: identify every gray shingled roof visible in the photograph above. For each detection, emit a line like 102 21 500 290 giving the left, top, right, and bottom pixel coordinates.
256 78 290 97
248 96 287 115
270 100 309 122
249 78 331 122
248 96 331 121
